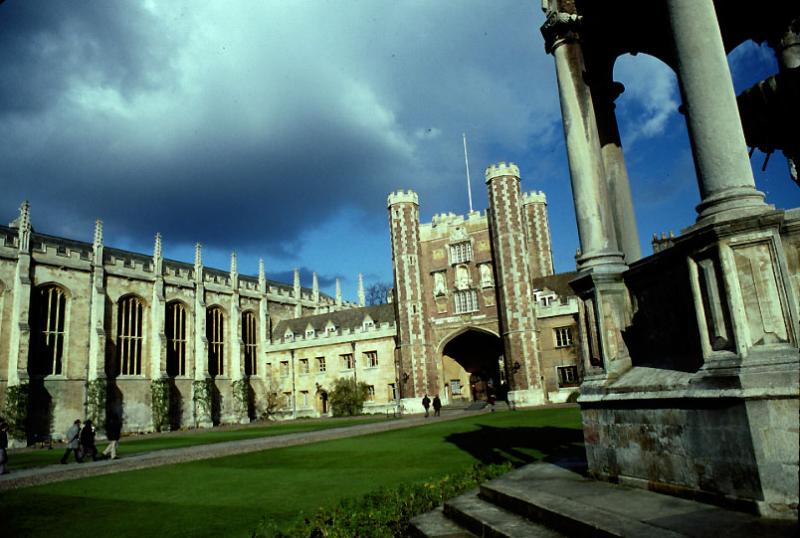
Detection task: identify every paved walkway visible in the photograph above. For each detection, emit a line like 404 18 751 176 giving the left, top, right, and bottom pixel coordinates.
0 409 481 492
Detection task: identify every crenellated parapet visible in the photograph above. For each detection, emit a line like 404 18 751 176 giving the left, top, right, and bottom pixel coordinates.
484 162 520 182
522 191 547 205
387 189 419 207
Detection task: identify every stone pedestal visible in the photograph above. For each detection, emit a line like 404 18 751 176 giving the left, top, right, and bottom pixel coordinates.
579 210 799 519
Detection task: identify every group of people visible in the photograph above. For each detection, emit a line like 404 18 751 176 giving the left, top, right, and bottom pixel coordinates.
421 394 442 417
60 419 118 464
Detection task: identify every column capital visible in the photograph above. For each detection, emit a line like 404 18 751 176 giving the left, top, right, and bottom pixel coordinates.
541 11 583 54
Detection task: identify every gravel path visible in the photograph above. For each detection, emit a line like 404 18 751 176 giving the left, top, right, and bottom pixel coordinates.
0 410 476 492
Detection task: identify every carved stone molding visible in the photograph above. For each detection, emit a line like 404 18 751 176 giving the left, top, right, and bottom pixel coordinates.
541 11 583 54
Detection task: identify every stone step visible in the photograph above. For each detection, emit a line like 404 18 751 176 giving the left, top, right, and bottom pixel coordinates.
444 489 565 538
478 463 797 538
409 506 477 538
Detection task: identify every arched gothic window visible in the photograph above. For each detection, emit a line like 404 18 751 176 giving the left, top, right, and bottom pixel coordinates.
242 311 257 376
207 306 225 377
118 295 144 376
166 301 187 377
32 285 67 376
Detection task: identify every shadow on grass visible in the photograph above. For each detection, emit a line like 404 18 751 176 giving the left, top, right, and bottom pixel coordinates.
445 425 587 472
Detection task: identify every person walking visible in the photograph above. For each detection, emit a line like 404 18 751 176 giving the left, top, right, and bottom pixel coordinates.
80 419 99 462
0 420 9 475
432 395 442 417
422 394 431 418
102 415 121 460
60 419 83 464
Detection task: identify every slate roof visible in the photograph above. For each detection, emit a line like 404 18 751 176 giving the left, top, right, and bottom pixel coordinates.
530 271 579 298
274 303 396 337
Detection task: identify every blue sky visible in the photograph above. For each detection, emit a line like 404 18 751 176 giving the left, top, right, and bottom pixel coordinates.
1 1 797 300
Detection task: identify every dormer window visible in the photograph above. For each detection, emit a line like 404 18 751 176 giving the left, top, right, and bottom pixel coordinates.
284 328 294 341
362 315 374 330
305 324 315 338
325 321 337 335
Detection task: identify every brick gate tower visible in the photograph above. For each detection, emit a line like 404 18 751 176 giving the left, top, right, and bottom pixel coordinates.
387 190 436 410
485 162 547 406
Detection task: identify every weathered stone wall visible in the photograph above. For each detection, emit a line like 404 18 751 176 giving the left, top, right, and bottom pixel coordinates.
581 397 798 515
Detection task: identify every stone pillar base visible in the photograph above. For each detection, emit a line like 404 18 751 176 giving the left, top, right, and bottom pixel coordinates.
507 389 547 408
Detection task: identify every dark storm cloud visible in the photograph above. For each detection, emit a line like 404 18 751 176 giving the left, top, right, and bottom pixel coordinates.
0 1 562 259
0 2 177 117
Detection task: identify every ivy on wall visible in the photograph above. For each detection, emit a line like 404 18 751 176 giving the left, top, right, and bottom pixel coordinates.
151 378 171 432
231 378 249 421
2 382 29 440
192 378 213 425
86 378 107 432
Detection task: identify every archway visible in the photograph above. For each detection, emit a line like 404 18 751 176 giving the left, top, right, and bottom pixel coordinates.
440 328 504 403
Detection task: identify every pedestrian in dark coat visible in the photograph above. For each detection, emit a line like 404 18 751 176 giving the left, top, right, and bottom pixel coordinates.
432 395 442 417
422 394 431 417
0 420 9 475
80 419 98 462
60 419 83 464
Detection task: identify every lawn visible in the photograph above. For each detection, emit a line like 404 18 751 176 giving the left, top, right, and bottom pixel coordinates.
1 407 583 538
9 415 387 470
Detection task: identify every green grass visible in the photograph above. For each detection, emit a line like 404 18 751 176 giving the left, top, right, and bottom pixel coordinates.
1 407 583 538
10 415 386 470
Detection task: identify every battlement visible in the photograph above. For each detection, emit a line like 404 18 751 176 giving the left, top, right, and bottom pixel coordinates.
485 162 520 182
523 190 547 204
387 190 419 207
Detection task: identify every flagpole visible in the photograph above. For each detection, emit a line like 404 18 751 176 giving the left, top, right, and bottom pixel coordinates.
462 133 473 213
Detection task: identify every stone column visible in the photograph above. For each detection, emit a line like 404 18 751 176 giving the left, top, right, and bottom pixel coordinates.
591 76 641 263
86 219 109 433
229 252 247 423
357 273 366 307
88 219 107 381
666 0 767 223
5 202 33 445
485 164 546 407
258 258 270 347
150 233 167 380
542 11 631 379
293 268 302 318
229 252 242 381
543 13 625 272
7 201 33 387
335 278 342 310
388 190 435 409
311 271 320 313
192 243 212 428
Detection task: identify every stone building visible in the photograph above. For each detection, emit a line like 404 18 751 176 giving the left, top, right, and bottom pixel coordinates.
0 163 582 442
0 207 361 444
389 163 581 412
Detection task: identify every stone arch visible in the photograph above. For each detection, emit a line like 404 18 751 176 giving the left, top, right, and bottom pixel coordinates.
438 326 504 404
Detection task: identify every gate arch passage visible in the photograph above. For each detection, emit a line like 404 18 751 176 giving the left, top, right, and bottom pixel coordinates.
439 327 505 404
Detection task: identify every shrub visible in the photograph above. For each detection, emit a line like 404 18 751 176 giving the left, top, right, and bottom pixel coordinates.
327 377 369 417
251 462 513 537
2 382 29 441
